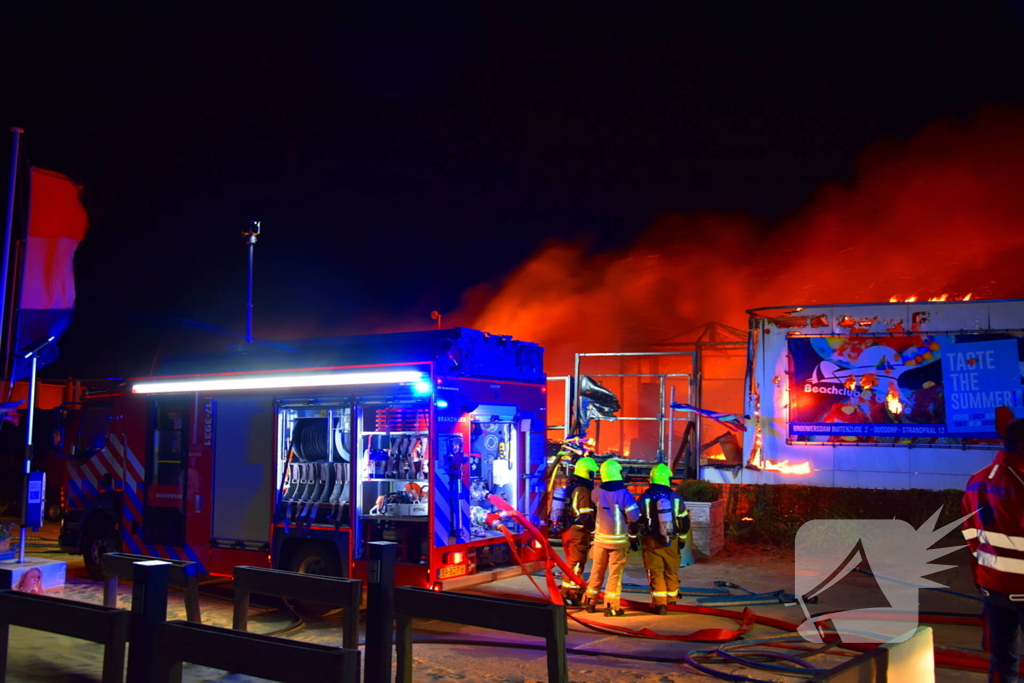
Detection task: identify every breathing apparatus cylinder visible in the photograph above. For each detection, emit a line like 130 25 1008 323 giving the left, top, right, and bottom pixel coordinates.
550 486 568 532
655 496 676 544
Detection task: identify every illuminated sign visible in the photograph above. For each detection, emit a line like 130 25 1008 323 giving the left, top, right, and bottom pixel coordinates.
788 333 1023 443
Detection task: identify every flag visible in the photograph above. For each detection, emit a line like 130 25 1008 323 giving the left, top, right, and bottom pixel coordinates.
670 402 748 432
11 168 88 381
0 399 23 425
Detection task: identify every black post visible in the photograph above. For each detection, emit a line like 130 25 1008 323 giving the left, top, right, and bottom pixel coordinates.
365 541 396 683
127 560 171 683
243 220 260 344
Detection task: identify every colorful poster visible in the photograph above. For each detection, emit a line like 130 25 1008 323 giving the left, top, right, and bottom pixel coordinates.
787 334 1024 443
942 339 1021 436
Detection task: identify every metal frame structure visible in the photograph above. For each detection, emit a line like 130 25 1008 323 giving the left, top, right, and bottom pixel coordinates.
573 351 697 462
545 375 573 436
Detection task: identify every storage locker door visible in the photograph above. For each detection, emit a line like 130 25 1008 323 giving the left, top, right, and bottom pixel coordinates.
212 396 274 545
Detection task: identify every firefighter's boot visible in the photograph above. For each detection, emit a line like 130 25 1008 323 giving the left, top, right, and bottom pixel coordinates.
328 462 346 505
318 462 336 503
309 463 327 502
297 463 314 501
293 463 307 500
283 463 301 500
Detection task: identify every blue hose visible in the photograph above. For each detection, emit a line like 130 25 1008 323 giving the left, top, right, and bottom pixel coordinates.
683 651 785 683
852 567 982 603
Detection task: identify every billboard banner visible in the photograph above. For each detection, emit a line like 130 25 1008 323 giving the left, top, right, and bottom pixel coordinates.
787 334 1024 444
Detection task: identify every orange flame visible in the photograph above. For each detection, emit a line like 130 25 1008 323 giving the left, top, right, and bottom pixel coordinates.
889 292 975 303
886 384 904 415
750 400 763 467
760 459 812 475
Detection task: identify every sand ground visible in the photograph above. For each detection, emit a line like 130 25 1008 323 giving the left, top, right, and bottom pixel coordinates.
2 524 990 682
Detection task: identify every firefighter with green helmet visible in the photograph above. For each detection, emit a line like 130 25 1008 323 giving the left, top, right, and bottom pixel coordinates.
583 458 639 616
638 463 690 614
550 455 598 604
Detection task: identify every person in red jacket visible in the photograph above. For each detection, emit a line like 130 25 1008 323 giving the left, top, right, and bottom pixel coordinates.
962 416 1024 682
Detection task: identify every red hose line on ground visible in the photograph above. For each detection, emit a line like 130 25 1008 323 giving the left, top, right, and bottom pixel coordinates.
487 496 1000 673
492 495 763 642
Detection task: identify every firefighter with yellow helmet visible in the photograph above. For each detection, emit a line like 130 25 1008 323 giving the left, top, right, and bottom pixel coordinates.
638 463 690 614
550 455 598 604
583 458 639 616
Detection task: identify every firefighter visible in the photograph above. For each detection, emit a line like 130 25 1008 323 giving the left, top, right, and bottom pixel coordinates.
583 459 639 617
638 463 690 615
552 456 598 605
962 417 1024 682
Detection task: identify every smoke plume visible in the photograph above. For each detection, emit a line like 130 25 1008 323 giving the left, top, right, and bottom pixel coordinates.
465 109 1024 375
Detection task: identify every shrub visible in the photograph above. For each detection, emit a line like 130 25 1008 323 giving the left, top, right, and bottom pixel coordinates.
721 483 969 546
677 479 721 502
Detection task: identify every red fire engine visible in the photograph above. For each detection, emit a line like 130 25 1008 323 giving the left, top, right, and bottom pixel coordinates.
56 329 548 589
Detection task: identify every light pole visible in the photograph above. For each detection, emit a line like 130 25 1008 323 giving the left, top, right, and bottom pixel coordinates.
244 220 260 344
19 335 54 563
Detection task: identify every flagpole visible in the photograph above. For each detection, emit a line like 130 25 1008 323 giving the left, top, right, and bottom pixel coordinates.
1 127 23 381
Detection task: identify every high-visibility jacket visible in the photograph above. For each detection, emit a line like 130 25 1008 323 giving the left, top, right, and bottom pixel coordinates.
592 480 640 549
961 450 1024 594
565 476 596 532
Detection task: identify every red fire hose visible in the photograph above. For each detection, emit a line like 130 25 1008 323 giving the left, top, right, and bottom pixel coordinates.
486 494 1000 676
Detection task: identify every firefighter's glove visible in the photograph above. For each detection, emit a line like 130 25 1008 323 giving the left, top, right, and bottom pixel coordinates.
629 538 640 553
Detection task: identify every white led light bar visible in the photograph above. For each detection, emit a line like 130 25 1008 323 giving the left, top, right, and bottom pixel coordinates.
133 370 428 394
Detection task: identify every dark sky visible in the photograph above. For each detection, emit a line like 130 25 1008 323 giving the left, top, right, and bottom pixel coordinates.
4 2 1024 380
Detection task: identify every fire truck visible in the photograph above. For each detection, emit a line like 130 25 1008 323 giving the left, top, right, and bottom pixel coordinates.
57 328 548 589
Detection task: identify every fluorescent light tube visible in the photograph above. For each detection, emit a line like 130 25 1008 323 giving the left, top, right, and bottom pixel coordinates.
133 370 429 394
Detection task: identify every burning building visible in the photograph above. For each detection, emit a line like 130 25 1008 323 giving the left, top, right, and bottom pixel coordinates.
700 298 1024 490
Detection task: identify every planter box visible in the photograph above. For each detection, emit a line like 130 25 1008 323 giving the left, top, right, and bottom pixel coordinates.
0 556 67 593
687 500 725 557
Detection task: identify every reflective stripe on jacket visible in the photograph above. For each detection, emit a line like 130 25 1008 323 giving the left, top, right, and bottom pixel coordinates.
569 482 596 531
962 451 1024 594
592 481 640 549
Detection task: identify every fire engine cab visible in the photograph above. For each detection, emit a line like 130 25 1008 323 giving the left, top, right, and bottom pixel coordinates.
57 328 548 589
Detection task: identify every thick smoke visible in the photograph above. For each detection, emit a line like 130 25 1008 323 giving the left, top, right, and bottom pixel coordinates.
467 109 1024 375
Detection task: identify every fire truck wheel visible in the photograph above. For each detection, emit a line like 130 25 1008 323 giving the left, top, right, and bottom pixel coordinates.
285 544 341 616
46 503 63 522
83 521 121 580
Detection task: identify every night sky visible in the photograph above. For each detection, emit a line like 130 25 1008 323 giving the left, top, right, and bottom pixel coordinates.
4 3 1024 380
